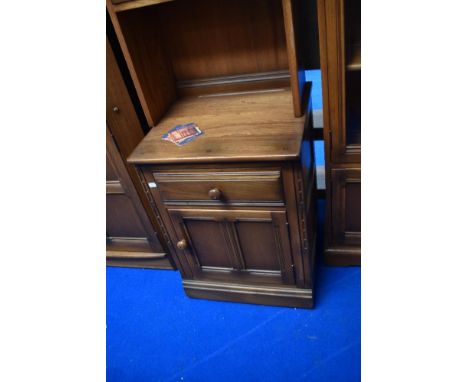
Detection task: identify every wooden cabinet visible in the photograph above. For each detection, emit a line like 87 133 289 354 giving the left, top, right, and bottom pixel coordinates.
107 0 317 307
318 0 361 265
135 160 315 308
106 36 174 269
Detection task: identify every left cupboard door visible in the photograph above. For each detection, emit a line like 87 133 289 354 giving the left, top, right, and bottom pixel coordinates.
106 127 173 269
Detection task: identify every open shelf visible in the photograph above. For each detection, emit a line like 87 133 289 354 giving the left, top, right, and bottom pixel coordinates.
108 0 312 127
128 89 305 164
347 44 361 71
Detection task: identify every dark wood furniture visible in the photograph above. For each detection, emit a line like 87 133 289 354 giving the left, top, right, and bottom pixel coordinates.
317 0 361 265
107 0 317 307
106 37 175 269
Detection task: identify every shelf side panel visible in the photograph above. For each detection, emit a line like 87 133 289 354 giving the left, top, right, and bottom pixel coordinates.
107 1 177 127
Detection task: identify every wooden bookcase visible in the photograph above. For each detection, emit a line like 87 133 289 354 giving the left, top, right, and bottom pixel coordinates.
107 0 317 307
317 0 361 265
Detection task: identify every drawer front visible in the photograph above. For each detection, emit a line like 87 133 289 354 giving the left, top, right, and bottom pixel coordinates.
151 168 285 206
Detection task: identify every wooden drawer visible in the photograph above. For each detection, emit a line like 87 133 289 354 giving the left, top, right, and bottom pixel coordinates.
150 168 285 206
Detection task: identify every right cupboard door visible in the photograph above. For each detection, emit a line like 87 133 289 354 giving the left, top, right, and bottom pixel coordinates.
330 168 361 247
168 208 296 286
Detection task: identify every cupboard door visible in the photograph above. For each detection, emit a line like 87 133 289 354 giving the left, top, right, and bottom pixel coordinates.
330 168 361 247
106 142 151 251
168 209 295 285
107 127 173 268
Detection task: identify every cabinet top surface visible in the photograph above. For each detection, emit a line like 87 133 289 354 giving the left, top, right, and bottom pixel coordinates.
128 89 305 164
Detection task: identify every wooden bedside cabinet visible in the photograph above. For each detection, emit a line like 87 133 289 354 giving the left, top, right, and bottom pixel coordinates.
127 91 317 308
108 0 318 307
134 161 314 307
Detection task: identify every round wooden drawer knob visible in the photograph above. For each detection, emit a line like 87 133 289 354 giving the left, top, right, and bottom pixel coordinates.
176 239 188 250
208 188 221 200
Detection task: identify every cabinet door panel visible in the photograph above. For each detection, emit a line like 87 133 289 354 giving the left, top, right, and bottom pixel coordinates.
106 194 148 239
169 209 295 285
184 219 232 268
106 127 165 255
331 168 361 246
235 221 280 271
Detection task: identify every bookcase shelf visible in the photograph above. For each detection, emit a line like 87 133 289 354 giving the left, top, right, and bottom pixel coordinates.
107 0 312 127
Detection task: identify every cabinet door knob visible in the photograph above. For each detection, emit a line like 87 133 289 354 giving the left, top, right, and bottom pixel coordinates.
112 106 120 113
176 239 188 250
208 188 221 200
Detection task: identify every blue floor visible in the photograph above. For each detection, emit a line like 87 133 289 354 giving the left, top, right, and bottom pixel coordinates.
107 201 361 381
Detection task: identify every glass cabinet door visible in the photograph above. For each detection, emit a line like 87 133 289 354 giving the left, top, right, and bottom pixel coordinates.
321 0 361 163
344 0 361 147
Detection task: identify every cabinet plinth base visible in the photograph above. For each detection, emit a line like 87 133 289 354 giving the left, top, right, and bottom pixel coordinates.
183 280 313 309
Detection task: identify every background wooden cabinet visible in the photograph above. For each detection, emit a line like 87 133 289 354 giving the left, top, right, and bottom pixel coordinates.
318 0 361 265
107 128 173 268
106 36 174 269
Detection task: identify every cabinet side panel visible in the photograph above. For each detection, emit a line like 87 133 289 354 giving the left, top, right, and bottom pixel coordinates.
108 2 177 126
282 0 314 117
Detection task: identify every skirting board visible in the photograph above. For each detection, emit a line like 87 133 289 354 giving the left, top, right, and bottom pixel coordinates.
183 280 313 309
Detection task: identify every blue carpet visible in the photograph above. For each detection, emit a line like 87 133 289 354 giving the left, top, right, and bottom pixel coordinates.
305 69 323 110
107 202 361 381
107 265 360 382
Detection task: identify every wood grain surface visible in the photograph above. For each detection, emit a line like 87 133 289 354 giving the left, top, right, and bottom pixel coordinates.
128 89 305 164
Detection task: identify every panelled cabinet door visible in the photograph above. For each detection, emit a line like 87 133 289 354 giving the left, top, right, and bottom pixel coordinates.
330 168 361 246
106 127 166 257
106 152 151 249
168 209 296 286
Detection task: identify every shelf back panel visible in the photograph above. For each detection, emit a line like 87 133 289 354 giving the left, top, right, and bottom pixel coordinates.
158 0 289 81
110 0 310 125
